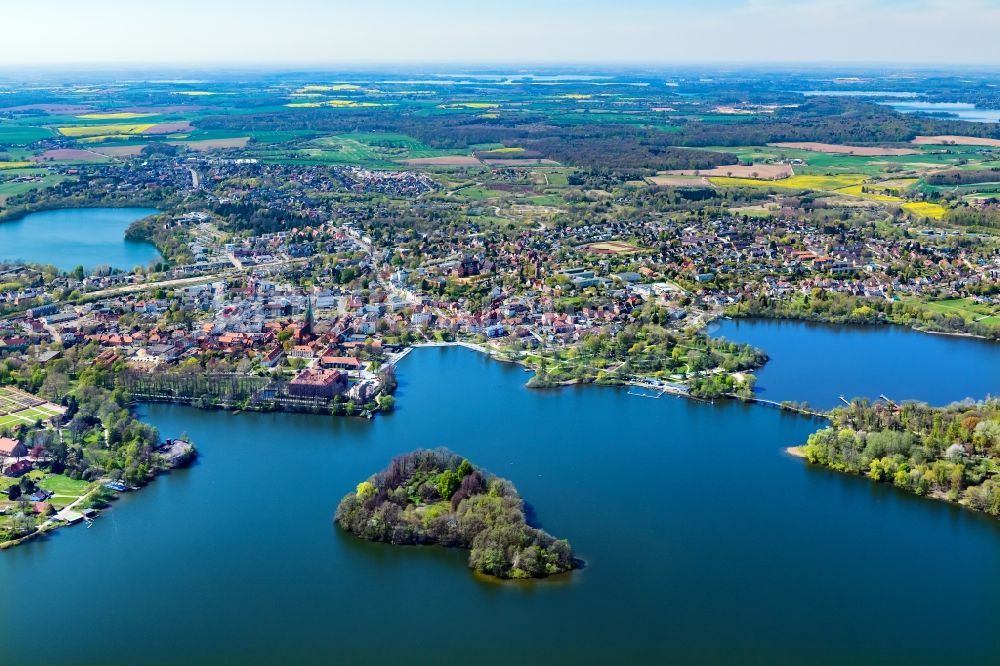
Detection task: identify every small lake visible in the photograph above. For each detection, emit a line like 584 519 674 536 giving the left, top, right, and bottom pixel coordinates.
712 318 1000 408
4 323 1000 665
883 101 1000 123
801 90 920 98
0 207 161 271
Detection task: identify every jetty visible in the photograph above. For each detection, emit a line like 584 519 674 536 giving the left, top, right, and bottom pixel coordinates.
740 396 829 419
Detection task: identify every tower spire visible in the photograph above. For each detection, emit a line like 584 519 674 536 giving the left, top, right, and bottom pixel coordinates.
304 294 314 336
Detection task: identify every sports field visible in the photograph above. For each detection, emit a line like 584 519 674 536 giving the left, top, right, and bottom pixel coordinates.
0 387 65 428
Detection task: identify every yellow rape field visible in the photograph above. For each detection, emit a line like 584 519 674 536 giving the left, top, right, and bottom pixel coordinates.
173 91 216 96
0 162 33 169
834 185 903 202
57 124 155 138
708 174 867 190
902 202 947 219
76 112 155 120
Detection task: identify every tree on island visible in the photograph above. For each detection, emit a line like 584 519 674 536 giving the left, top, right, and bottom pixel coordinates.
335 449 577 579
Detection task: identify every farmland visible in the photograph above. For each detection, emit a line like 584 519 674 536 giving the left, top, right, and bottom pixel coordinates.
57 123 157 138
76 112 156 120
0 126 53 145
902 201 948 219
708 173 867 190
663 163 793 179
769 142 918 156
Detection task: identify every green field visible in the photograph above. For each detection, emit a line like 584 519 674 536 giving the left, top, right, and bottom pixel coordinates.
38 474 92 498
0 125 54 145
918 298 1000 325
0 174 69 204
255 132 471 168
704 144 1000 178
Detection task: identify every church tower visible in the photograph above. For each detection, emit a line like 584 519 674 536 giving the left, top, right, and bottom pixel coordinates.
303 294 314 337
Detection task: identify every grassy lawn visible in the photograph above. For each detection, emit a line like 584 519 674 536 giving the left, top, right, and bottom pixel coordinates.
0 413 22 428
0 174 71 206
38 474 92 497
919 298 1000 325
451 186 508 201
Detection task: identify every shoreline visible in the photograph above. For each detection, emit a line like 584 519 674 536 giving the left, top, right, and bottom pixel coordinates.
0 198 164 225
725 310 997 343
1 444 196 550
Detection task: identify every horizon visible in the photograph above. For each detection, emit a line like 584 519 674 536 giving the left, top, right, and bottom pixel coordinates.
6 0 1000 66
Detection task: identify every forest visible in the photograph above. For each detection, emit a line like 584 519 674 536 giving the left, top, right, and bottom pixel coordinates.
664 99 1000 146
800 399 1000 516
195 109 737 170
335 449 577 579
944 204 1000 230
926 169 1000 186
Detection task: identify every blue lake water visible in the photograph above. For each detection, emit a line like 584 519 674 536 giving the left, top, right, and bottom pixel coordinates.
712 318 1000 408
0 207 161 271
4 324 1000 665
883 101 1000 123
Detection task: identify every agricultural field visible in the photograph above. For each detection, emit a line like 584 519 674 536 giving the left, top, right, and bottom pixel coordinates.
0 173 69 206
0 126 53 145
708 173 867 190
901 201 947 219
703 144 1000 178
76 112 157 120
912 136 1000 148
260 133 475 169
769 142 919 156
663 163 793 179
834 184 906 202
57 123 156 138
286 100 386 108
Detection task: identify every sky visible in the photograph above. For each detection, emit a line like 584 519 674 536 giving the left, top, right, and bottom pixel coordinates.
4 0 1000 66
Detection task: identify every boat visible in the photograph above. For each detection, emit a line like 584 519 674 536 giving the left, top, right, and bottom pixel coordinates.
103 481 128 492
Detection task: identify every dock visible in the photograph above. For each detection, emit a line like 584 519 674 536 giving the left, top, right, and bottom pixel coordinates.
741 396 829 419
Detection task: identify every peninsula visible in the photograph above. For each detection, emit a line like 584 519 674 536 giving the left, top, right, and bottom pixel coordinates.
335 449 577 579
792 399 1000 517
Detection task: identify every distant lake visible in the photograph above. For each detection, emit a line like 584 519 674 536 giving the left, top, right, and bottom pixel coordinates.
712 318 1000 408
0 207 161 271
883 101 1000 123
801 90 920 98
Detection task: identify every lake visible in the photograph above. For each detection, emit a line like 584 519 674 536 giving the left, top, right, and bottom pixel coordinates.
883 101 1000 123
0 207 161 271
3 327 1000 665
712 318 1000 408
